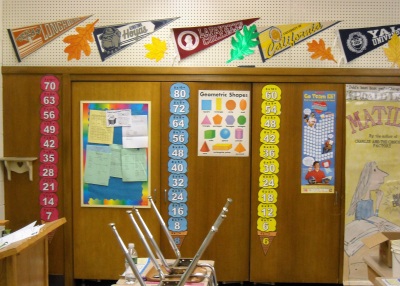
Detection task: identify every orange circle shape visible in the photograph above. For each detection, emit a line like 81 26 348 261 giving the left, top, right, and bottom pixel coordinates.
226 100 236 110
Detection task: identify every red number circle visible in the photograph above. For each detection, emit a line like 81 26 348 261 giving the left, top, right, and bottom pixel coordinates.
40 91 59 106
40 106 60 121
39 178 58 192
40 207 59 222
40 75 60 91
40 121 59 135
39 192 59 207
39 163 58 178
40 135 59 149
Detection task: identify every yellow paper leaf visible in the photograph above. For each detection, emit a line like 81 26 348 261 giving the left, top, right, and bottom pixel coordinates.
307 39 337 63
145 37 167 62
384 33 400 68
63 19 99 61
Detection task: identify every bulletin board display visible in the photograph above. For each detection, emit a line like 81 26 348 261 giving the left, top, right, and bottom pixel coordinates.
80 101 151 208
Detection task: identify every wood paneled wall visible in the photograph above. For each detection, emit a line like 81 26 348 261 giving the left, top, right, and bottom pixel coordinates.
2 66 400 285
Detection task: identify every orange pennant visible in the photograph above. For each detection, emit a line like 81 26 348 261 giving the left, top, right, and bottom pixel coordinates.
8 15 91 62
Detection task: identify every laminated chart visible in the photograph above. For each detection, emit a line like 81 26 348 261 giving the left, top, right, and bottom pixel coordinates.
258 84 281 255
167 83 190 249
39 75 60 223
301 91 337 194
198 90 250 157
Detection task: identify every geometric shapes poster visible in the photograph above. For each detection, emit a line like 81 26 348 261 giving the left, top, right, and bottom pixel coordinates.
198 90 250 157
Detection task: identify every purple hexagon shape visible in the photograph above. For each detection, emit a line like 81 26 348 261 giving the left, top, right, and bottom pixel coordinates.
225 115 235 125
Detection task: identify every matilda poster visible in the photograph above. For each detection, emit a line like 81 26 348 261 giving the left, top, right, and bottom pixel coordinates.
344 84 400 283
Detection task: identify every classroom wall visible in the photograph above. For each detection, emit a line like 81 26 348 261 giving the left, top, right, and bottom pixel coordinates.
2 1 400 285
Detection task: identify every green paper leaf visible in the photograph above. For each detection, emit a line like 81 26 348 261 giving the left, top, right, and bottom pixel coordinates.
227 24 260 63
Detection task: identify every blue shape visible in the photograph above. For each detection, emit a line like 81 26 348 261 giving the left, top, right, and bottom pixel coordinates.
168 144 188 159
168 217 187 231
220 128 231 139
170 99 189 115
168 188 188 203
168 159 188 174
168 203 188 217
169 130 189 144
201 100 212 110
168 174 188 188
169 115 189 129
170 83 190 99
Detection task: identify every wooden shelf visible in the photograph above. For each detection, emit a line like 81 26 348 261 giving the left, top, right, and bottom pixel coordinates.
0 157 37 181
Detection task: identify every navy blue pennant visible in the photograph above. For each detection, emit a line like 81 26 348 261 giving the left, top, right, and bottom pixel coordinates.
337 24 400 63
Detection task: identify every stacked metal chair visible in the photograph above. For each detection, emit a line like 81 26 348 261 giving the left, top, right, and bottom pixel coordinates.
109 197 232 286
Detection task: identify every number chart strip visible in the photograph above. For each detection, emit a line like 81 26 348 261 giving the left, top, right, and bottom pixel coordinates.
167 83 190 248
257 84 281 255
39 75 60 222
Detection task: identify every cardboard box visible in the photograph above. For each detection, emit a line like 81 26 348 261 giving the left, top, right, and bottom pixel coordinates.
363 232 400 268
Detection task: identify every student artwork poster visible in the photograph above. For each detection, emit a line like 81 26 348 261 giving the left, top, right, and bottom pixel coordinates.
81 101 150 207
300 91 337 194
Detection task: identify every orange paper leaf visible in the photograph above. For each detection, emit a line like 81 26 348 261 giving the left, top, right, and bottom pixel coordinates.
307 39 337 63
384 33 400 68
63 19 99 61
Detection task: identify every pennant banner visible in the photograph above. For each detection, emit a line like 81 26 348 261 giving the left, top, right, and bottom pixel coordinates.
171 18 259 61
93 17 178 61
337 24 400 63
258 21 340 62
8 15 92 62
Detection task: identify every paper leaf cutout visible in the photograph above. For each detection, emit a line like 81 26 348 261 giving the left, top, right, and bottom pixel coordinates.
227 24 259 63
63 19 99 61
384 33 400 68
145 37 167 62
307 39 337 63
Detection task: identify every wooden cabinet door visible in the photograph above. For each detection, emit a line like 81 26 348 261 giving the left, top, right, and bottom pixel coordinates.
71 81 161 280
159 82 251 282
250 83 344 283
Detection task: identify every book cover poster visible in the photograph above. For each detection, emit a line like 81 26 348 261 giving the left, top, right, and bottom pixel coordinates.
300 90 337 194
344 84 400 283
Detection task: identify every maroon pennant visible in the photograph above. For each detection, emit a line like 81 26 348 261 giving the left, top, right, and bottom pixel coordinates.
172 18 259 61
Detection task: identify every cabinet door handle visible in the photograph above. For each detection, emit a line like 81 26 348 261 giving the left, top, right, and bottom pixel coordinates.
335 189 338 206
